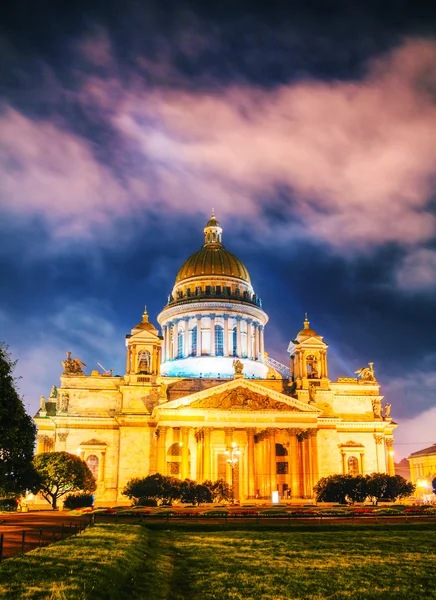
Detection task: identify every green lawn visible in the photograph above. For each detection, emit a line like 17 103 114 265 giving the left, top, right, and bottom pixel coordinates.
0 523 435 599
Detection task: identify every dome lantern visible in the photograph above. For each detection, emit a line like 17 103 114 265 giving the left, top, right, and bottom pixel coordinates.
204 209 223 246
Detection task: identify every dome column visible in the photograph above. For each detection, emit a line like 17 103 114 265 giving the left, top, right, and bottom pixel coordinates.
259 325 265 360
247 320 253 359
183 318 190 357
223 316 229 356
210 314 216 356
196 315 202 356
172 321 178 360
236 317 242 357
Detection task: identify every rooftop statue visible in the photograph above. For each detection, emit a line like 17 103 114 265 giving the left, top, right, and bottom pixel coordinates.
62 351 86 376
233 359 244 375
354 362 376 383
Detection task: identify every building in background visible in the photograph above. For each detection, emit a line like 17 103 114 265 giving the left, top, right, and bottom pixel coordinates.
34 214 397 505
408 443 436 499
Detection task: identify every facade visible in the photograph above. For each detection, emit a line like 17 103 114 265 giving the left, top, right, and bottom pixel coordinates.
34 214 397 505
408 444 436 497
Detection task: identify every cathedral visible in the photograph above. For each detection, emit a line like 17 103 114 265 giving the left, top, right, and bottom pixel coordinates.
34 214 396 504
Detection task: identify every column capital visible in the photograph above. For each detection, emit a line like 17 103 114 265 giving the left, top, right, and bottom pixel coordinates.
223 314 229 320
57 432 69 442
209 313 216 319
202 426 213 435
385 437 394 447
374 434 383 444
287 427 300 437
180 426 191 435
195 314 203 320
246 427 256 436
224 427 235 434
157 425 169 435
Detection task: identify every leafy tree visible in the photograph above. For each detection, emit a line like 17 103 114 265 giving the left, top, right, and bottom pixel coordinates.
365 473 414 503
314 474 359 504
33 452 96 509
180 480 213 505
202 479 233 503
122 474 181 505
0 344 37 496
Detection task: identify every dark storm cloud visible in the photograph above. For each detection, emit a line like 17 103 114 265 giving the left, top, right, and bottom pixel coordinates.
0 0 436 457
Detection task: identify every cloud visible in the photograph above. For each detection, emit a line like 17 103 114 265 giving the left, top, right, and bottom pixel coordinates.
395 407 436 460
395 248 436 291
0 107 129 239
1 37 436 254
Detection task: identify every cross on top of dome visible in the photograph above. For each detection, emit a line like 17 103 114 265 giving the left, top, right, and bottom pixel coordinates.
204 209 223 245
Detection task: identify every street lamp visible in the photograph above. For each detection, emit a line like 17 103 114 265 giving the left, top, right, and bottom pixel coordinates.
225 441 241 503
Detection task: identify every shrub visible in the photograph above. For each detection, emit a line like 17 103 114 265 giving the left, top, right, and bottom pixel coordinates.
64 493 94 510
0 498 18 511
137 497 158 507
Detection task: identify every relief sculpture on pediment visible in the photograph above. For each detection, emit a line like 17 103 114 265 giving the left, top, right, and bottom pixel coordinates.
189 387 296 411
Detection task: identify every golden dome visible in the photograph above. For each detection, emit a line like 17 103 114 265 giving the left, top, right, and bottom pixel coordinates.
297 314 318 338
175 245 251 283
175 212 251 284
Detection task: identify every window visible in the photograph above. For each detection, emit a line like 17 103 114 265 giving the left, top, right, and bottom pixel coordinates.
191 325 197 356
216 285 221 295
276 462 289 475
215 325 224 356
205 286 211 295
177 331 184 358
348 456 359 476
86 455 99 479
276 443 288 457
232 326 237 356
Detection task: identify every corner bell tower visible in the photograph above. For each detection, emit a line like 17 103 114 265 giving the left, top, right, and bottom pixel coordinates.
287 315 329 390
125 307 162 377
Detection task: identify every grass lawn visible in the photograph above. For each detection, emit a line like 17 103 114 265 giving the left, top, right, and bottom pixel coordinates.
0 523 435 599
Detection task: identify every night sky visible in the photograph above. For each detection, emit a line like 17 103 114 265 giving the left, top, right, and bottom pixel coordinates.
1 0 435 459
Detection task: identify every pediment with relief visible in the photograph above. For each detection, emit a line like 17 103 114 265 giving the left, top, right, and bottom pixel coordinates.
189 386 298 411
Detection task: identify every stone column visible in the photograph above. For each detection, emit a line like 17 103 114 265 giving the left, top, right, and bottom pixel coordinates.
224 427 234 485
184 318 190 357
263 432 271 496
196 315 202 356
203 427 212 480
196 431 203 481
126 346 131 373
341 451 346 474
297 432 305 497
304 437 313 497
157 426 169 475
310 430 319 487
247 320 253 359
360 452 365 475
166 324 171 361
247 428 256 498
223 316 229 356
210 314 216 356
58 431 68 451
254 324 260 360
236 317 242 357
181 427 190 479
99 451 106 483
374 434 384 472
172 321 178 359
288 429 300 498
259 325 265 359
268 429 277 493
385 438 395 475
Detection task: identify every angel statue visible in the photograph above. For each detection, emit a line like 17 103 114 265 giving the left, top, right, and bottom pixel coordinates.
354 362 376 383
233 359 244 375
384 403 391 419
62 351 87 376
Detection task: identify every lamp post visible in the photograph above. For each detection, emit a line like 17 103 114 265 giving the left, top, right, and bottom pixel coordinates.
225 441 240 503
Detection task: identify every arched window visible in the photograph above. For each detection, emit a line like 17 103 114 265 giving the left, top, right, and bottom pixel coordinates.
191 325 197 356
138 351 151 373
215 325 224 356
232 327 237 356
86 455 99 479
306 354 319 378
347 456 359 476
177 331 184 358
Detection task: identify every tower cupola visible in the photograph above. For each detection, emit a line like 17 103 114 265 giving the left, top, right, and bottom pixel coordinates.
203 210 223 246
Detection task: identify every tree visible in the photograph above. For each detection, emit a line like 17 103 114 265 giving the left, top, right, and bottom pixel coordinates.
180 480 213 505
0 344 37 497
122 474 182 505
33 452 96 509
314 474 360 504
365 473 414 503
202 479 233 503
